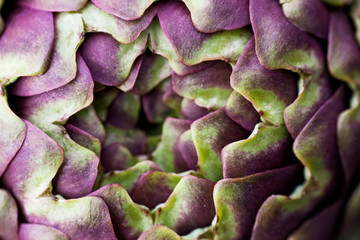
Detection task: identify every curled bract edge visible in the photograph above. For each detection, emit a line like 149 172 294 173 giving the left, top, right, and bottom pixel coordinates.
0 0 360 239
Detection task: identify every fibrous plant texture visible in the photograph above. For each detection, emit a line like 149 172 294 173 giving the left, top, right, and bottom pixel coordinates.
1 0 360 239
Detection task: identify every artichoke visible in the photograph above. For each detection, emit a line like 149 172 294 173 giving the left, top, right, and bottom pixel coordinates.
0 0 360 239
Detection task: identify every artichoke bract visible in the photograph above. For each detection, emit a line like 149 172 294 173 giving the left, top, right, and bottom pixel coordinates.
0 0 360 239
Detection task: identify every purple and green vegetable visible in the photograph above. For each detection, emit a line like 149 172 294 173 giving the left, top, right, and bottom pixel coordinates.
1 0 360 239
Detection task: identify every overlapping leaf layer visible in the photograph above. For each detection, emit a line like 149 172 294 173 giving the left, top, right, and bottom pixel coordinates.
1 0 360 239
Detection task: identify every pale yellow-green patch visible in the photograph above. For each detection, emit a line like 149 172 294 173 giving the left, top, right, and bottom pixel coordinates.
107 187 153 235
147 18 194 75
285 75 323 126
100 161 155 191
23 66 93 128
148 18 249 73
182 225 214 240
245 88 287 125
0 9 54 79
193 29 252 65
46 126 98 170
81 3 127 42
183 0 211 13
247 123 260 139
152 56 172 77
25 163 62 200
152 119 181 172
304 167 312 181
122 54 171 93
184 85 232 110
258 35 320 73
192 121 220 143
116 31 148 81
297 78 304 96
282 0 313 30
56 12 84 63
281 172 332 215
214 201 238 240
31 12 86 90
24 197 111 230
179 129 193 143
27 89 93 128
304 155 331 186
176 170 203 178
289 167 312 199
79 135 101 157
282 195 311 213
192 121 223 181
0 53 49 80
182 0 213 31
350 93 359 109
123 201 153 235
289 183 307 199
294 78 321 108
80 3 148 44
282 49 320 74
0 190 14 215
294 129 331 186
355 18 360 45
154 177 191 229
214 180 255 240
146 172 183 191
224 124 288 156
233 65 293 125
